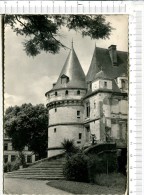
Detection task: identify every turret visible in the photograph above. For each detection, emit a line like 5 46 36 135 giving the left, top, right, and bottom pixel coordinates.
45 43 87 157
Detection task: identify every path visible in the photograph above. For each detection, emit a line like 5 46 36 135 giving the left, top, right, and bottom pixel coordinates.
4 178 73 194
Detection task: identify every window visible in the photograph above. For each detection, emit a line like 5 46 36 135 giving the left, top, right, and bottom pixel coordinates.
94 102 96 109
79 133 82 139
11 155 16 162
77 111 80 118
35 155 39 161
54 128 56 133
86 102 90 117
55 108 57 112
27 155 32 163
77 141 81 144
61 75 69 84
86 126 90 132
121 79 126 89
87 82 92 90
4 155 8 163
104 81 107 88
65 90 68 95
55 91 57 96
77 90 80 95
4 143 8 151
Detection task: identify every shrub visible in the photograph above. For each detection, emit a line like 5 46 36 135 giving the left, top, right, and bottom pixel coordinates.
11 159 21 171
87 152 118 182
4 162 12 172
63 152 89 182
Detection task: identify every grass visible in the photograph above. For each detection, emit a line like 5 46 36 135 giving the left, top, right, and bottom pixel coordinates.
47 174 127 194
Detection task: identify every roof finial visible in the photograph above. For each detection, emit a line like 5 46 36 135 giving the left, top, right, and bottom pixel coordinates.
72 38 74 48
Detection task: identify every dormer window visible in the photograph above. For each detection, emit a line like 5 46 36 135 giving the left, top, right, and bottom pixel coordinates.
61 74 69 84
65 90 68 95
104 81 107 88
87 82 92 90
55 91 57 96
121 79 126 89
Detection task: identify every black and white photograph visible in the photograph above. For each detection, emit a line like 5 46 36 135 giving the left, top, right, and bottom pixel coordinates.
3 15 128 194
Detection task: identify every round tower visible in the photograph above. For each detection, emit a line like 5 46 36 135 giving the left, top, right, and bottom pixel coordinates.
45 44 87 157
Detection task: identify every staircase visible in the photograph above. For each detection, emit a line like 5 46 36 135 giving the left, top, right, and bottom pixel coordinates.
5 154 66 180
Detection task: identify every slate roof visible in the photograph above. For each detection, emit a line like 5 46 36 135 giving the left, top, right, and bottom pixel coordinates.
52 45 87 90
86 46 128 82
93 70 121 93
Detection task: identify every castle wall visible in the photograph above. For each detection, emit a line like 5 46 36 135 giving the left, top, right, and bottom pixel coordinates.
84 92 127 145
46 89 86 104
48 125 84 157
49 105 84 125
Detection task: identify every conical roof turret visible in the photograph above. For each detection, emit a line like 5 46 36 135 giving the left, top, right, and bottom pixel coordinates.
86 45 101 82
53 43 86 90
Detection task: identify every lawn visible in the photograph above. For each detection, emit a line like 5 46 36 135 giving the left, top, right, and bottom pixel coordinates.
47 179 127 194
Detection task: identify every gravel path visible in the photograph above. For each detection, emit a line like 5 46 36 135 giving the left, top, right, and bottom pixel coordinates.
4 178 73 194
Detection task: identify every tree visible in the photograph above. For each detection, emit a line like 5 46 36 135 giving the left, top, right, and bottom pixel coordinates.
61 139 78 158
5 15 113 57
4 103 48 159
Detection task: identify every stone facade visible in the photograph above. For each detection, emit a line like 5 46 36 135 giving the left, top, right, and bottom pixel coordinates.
4 136 36 164
46 44 128 157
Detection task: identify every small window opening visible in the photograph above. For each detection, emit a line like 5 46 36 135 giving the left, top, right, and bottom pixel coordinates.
104 81 107 88
77 111 80 118
4 155 8 163
55 108 57 112
54 128 56 133
11 155 16 162
86 102 90 117
4 143 8 151
79 133 82 139
121 79 126 89
94 102 96 109
55 91 57 96
65 90 68 95
27 155 32 163
77 90 80 95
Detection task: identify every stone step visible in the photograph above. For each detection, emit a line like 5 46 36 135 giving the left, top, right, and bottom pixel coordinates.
5 175 65 180
32 164 65 167
6 172 63 175
10 169 63 173
32 165 64 168
5 154 66 180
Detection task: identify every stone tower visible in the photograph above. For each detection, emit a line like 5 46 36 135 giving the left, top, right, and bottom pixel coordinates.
84 45 128 148
45 43 87 157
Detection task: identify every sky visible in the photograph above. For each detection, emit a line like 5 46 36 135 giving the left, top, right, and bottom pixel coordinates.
5 15 128 109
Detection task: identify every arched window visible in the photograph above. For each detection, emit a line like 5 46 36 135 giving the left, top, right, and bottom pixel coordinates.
65 90 68 95
77 90 80 95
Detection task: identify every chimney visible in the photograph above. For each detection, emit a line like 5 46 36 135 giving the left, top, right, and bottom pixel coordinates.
108 45 117 66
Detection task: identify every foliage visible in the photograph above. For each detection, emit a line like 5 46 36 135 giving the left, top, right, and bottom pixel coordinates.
63 152 89 182
4 162 12 172
47 179 126 194
5 15 113 56
94 173 126 188
4 103 48 159
88 152 118 182
61 139 78 158
18 151 26 166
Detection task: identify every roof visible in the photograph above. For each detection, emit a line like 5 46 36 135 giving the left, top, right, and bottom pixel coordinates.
94 70 121 93
53 45 87 90
93 70 112 80
86 46 128 82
